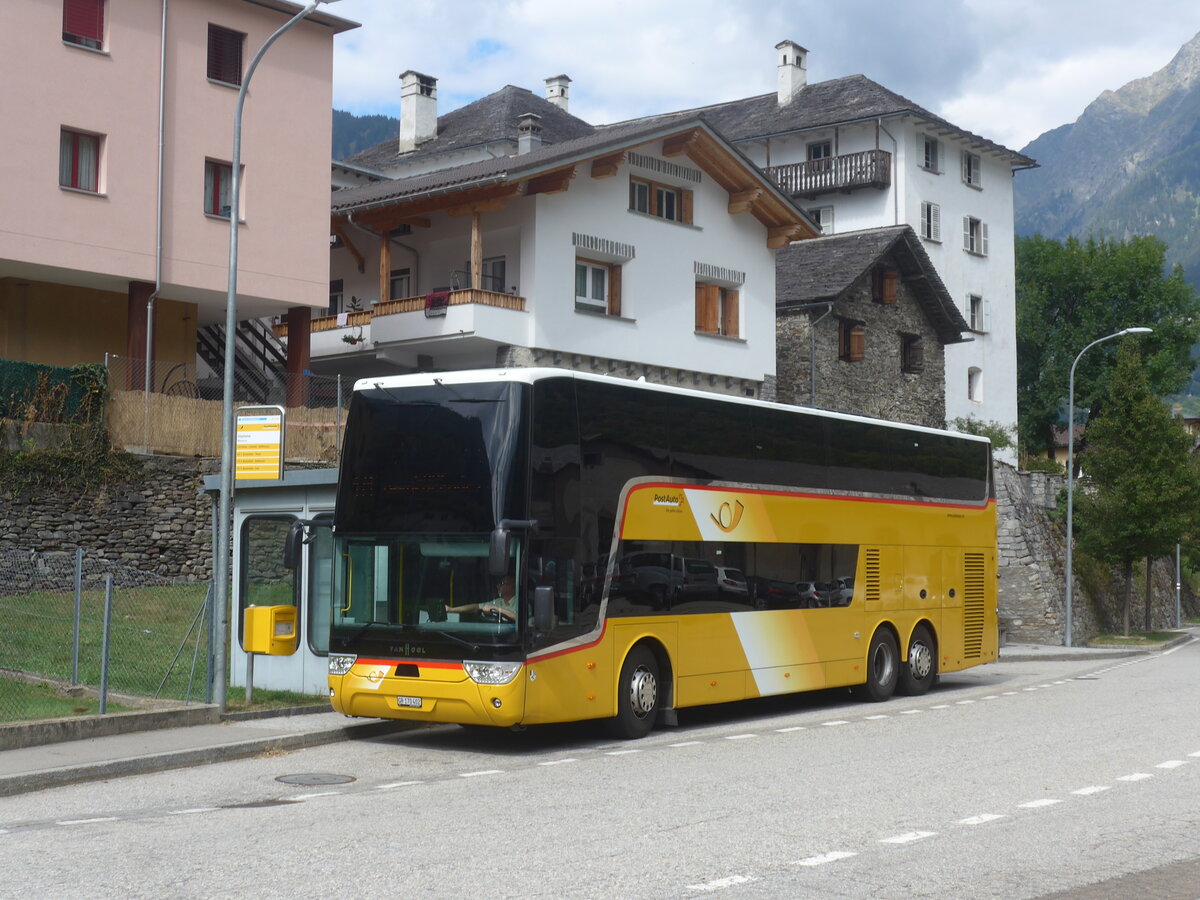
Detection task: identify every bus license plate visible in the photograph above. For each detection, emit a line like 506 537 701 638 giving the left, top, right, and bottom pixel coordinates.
395 696 423 708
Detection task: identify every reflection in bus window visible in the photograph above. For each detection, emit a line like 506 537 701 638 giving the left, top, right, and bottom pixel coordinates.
239 515 295 648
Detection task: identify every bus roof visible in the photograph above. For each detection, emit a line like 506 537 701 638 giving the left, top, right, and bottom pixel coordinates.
353 367 991 446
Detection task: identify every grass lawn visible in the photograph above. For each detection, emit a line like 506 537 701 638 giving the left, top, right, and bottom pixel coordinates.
0 582 211 703
222 686 330 713
1089 630 1183 647
0 679 131 724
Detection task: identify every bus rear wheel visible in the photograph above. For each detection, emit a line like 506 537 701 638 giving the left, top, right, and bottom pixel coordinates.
899 624 937 696
610 645 660 739
853 629 898 702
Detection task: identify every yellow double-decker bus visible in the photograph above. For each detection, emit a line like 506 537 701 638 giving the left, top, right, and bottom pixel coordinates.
322 368 996 738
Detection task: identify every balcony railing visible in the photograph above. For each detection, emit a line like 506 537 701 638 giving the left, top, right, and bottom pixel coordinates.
764 149 892 199
274 289 525 338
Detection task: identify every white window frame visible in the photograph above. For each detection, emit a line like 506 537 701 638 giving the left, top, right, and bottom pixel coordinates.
968 366 983 402
807 206 833 235
920 201 940 242
962 217 988 256
968 293 988 332
921 135 940 173
962 150 982 189
575 259 610 313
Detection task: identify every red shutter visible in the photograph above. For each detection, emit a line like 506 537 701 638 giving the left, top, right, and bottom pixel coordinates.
208 25 244 85
63 0 104 45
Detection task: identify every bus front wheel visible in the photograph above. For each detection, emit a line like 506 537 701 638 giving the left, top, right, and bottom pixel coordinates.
611 645 660 739
899 624 937 696
853 629 898 702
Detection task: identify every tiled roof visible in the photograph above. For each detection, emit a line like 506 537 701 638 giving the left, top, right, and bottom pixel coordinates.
618 75 1035 166
775 225 970 343
345 85 596 170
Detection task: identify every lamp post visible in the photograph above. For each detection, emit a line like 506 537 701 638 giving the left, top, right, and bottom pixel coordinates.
213 0 337 711
1064 326 1153 647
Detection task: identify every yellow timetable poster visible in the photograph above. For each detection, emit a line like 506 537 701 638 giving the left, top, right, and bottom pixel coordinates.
235 406 285 481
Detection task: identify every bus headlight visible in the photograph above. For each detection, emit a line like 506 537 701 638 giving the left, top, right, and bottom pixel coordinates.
463 661 522 685
328 654 357 676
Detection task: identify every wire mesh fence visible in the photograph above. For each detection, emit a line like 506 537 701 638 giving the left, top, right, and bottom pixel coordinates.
0 550 212 724
103 355 351 461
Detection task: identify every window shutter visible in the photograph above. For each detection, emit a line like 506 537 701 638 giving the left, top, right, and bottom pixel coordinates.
850 326 865 362
981 222 989 256
930 203 941 241
681 189 694 225
882 269 897 304
63 0 104 44
722 289 739 337
208 25 243 85
961 151 969 183
695 283 718 333
608 265 622 316
962 217 971 251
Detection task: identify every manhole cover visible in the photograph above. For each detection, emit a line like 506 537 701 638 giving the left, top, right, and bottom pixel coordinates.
276 773 357 786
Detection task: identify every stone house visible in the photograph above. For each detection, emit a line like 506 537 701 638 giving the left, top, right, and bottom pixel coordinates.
775 225 968 428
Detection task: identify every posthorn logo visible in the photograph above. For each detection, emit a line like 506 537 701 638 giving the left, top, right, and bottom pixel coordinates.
710 499 745 533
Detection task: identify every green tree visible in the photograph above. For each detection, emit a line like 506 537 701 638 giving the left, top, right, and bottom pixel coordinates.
1016 234 1200 457
1074 342 1200 634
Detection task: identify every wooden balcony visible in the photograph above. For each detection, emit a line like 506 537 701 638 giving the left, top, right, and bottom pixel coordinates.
764 149 892 200
274 289 525 338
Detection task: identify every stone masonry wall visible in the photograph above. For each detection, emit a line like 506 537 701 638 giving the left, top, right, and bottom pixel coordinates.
0 455 215 581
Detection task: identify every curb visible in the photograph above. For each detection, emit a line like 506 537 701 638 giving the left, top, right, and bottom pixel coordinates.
1000 632 1194 663
0 705 221 752
0 718 416 798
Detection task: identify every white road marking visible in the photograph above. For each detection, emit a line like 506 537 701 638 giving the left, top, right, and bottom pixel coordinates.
822 720 850 726
982 695 999 700
1022 687 1039 692
605 749 640 756
168 807 218 815
685 874 758 892
930 704 950 709
795 851 857 867
377 781 424 789
459 769 504 777
959 814 1006 825
1156 760 1186 769
880 831 937 844
1071 786 1110 795
1053 680 1068 685
1189 751 1200 758
1018 799 1062 809
775 726 805 733
864 714 889 720
57 817 119 826
1117 773 1153 782
671 740 705 747
900 709 922 715
287 791 342 801
1039 684 1054 688
726 733 757 740
1002 691 1019 696
538 758 578 766
955 700 976 705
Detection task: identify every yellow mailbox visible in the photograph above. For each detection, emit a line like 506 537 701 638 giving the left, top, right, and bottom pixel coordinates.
244 605 298 656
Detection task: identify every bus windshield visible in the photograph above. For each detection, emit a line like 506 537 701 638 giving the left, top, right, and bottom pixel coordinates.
331 533 522 649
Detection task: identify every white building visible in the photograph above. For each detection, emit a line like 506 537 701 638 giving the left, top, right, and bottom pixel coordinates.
691 42 1035 449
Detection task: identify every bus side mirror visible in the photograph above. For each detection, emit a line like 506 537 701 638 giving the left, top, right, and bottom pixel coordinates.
283 519 312 571
489 526 511 576
533 585 554 632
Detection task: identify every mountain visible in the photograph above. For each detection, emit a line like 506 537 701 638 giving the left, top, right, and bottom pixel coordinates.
1014 31 1200 286
332 109 398 162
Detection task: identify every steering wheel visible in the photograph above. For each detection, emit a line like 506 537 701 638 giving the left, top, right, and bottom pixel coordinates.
480 605 504 622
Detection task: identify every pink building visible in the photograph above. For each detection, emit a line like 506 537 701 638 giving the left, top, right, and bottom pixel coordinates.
0 0 355 386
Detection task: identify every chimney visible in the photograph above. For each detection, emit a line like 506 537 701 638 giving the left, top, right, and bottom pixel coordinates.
775 40 807 106
399 70 437 152
545 74 571 111
517 113 543 155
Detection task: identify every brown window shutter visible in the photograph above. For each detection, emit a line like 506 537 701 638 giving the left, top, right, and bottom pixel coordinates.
681 189 694 225
850 326 865 361
721 289 739 337
695 283 719 333
872 267 883 301
608 265 622 316
882 269 897 304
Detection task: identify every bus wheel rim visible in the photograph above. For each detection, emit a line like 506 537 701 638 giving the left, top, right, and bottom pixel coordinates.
629 665 657 718
872 643 895 685
909 641 933 680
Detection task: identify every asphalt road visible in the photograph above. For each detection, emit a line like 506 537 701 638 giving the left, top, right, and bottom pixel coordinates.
1 642 1198 899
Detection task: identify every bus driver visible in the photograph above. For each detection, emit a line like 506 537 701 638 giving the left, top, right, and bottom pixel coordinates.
446 575 518 623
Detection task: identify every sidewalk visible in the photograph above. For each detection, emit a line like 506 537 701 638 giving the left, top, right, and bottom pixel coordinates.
1 635 1191 797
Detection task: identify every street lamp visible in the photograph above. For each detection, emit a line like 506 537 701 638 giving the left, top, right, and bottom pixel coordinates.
1064 326 1153 647
213 0 339 711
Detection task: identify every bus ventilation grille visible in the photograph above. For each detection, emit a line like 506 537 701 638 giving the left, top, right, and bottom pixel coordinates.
962 553 986 658
864 549 881 604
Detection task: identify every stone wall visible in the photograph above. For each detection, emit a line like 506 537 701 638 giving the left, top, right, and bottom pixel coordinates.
0 455 215 581
775 264 947 429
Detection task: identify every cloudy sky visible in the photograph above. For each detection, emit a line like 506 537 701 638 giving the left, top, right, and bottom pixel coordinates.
326 0 1200 152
